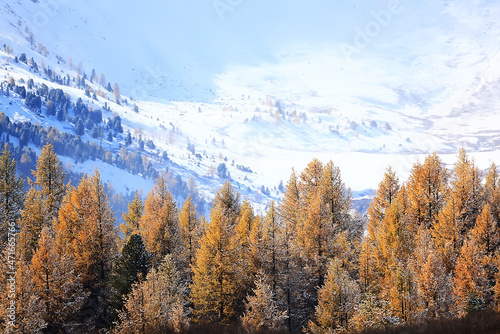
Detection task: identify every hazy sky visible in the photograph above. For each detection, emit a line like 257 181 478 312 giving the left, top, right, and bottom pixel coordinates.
22 0 500 103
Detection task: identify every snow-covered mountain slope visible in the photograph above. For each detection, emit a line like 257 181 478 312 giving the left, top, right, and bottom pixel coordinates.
1 0 500 210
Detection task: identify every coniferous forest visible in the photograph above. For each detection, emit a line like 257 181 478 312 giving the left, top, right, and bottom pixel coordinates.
1 143 500 333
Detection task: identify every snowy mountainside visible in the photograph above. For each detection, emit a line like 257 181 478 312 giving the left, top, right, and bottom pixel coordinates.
1 0 500 213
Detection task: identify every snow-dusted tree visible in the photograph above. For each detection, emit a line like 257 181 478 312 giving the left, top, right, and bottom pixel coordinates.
362 167 400 294
249 202 282 296
99 72 106 86
31 226 88 332
433 150 485 273
18 188 48 262
213 180 241 221
411 228 453 320
191 182 241 323
432 191 463 273
359 238 377 294
388 260 416 323
471 204 500 258
308 258 361 333
321 161 352 234
56 169 118 292
179 195 202 275
113 255 188 334
453 237 488 316
370 186 418 322
139 173 180 267
277 169 309 331
77 60 83 75
406 153 449 229
33 143 67 218
469 204 500 306
19 143 66 262
485 163 500 225
454 149 484 226
1 261 47 333
297 193 331 310
295 160 329 286
298 158 324 205
368 167 400 226
235 198 257 283
349 293 399 332
113 82 120 101
279 169 302 233
241 273 287 333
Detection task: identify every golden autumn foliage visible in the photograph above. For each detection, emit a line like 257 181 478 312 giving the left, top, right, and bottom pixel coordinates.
432 150 483 273
411 228 452 319
19 143 67 263
120 191 144 245
295 159 353 287
18 188 48 262
56 170 118 291
360 149 500 327
471 204 500 257
406 153 448 228
139 172 181 267
249 202 282 296
236 199 258 301
241 273 287 333
362 168 400 294
32 144 67 217
485 163 500 225
190 182 242 323
432 193 464 273
179 195 202 271
453 238 488 316
6 261 46 333
448 148 484 231
308 258 361 333
4 145 500 333
279 169 302 232
30 226 87 330
113 255 188 334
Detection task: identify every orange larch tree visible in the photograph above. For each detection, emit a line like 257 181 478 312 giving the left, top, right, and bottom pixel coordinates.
139 173 181 267
56 170 118 292
453 237 488 316
406 153 448 229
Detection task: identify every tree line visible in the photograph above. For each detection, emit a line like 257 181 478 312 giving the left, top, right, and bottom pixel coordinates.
0 145 499 333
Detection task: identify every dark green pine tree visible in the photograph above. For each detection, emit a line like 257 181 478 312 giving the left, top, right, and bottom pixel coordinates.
75 119 85 136
0 145 24 246
125 131 132 146
109 234 151 323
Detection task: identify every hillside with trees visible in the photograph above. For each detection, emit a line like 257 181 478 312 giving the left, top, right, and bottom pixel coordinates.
0 46 208 218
